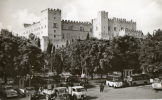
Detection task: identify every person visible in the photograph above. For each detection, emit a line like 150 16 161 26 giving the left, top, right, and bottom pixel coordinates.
50 90 57 100
100 83 103 92
102 83 105 92
100 83 104 92
83 83 87 91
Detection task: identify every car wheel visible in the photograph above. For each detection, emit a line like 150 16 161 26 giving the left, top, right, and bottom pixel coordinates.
73 95 77 100
144 81 147 84
133 83 137 86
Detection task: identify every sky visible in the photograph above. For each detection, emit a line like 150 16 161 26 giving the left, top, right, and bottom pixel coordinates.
0 0 162 35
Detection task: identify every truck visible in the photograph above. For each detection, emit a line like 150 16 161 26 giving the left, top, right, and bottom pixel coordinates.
68 86 87 100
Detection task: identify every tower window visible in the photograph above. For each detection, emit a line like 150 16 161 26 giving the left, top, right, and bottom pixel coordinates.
54 35 56 38
90 28 92 32
53 23 57 28
121 27 123 30
80 27 84 31
69 26 73 30
54 30 56 33
114 27 116 31
108 26 110 31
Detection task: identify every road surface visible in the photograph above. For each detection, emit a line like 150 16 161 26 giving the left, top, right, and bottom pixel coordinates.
87 84 162 100
1 83 162 100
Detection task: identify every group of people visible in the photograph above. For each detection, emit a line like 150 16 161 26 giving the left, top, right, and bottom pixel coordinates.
48 90 58 100
100 83 105 92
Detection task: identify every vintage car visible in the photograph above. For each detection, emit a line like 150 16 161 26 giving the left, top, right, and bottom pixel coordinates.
152 78 162 90
26 87 36 95
43 88 54 95
1 85 18 98
68 86 86 100
54 87 70 100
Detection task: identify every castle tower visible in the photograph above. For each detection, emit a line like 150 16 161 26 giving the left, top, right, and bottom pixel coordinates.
92 11 109 40
40 8 62 51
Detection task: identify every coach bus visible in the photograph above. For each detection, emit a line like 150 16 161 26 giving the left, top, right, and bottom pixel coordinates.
106 75 123 88
126 74 150 86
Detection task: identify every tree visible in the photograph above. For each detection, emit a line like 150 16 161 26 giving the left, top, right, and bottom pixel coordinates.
106 36 141 78
37 38 41 48
0 29 45 84
139 29 162 74
29 33 35 40
46 41 53 54
86 33 90 40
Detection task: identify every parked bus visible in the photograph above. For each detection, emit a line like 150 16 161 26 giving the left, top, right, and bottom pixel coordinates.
106 75 123 88
126 74 150 86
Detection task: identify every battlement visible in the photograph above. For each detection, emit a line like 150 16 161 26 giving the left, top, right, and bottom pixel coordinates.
62 20 92 25
23 21 40 28
99 11 108 14
41 8 61 13
125 28 142 33
108 17 136 24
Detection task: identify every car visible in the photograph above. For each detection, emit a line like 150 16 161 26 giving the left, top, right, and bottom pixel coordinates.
1 85 18 98
68 86 86 100
54 87 70 100
152 78 162 90
31 92 46 100
43 88 54 95
26 87 36 95
80 78 89 86
14 88 26 98
66 76 80 83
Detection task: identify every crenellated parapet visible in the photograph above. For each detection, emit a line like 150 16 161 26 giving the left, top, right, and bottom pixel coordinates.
61 20 92 25
41 8 61 13
108 17 136 24
125 28 142 33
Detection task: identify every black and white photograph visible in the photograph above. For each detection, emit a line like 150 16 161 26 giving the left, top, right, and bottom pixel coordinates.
0 0 162 100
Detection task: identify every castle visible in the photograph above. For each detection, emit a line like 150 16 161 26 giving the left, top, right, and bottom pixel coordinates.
23 8 143 51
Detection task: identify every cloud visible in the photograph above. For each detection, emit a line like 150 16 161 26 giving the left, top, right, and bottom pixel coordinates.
0 22 12 32
1 0 161 35
135 1 162 34
11 9 40 34
12 9 40 25
61 0 162 34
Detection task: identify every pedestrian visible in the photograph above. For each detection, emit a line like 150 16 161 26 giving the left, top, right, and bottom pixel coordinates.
50 90 58 100
100 83 103 92
100 83 105 92
83 83 87 91
102 83 105 92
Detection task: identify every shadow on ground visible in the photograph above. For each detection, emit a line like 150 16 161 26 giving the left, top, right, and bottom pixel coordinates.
87 84 96 89
86 96 98 100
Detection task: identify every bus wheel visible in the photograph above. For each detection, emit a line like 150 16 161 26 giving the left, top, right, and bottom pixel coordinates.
133 83 137 86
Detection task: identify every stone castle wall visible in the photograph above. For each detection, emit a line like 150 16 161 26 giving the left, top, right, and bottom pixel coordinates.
108 17 136 39
23 8 143 51
62 20 92 42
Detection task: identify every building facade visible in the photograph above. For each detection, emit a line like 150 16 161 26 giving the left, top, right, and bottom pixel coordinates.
92 11 143 40
23 8 143 51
